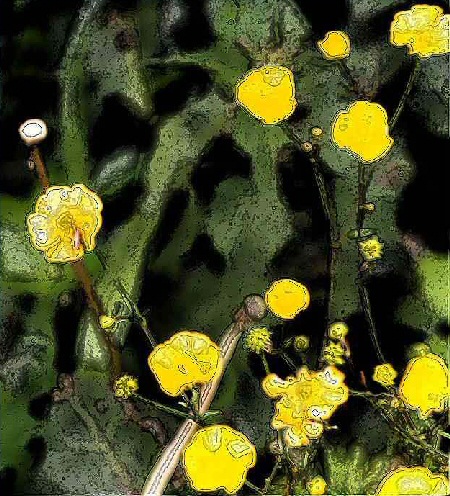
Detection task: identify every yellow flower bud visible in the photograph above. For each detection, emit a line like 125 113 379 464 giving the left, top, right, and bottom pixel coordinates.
311 127 324 137
328 322 349 340
307 476 328 495
373 363 398 387
99 315 116 330
293 335 310 352
243 327 272 354
113 374 139 399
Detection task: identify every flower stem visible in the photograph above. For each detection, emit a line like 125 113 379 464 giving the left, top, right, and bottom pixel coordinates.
245 480 264 495
261 353 271 375
438 430 450 441
133 394 190 419
30 146 50 190
389 58 420 131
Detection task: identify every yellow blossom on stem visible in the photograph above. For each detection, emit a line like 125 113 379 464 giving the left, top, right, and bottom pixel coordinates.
148 331 222 396
390 5 450 58
265 278 310 319
183 425 256 494
358 236 384 261
262 366 348 447
375 466 449 495
114 374 138 399
317 31 351 59
399 353 449 418
293 335 310 352
332 101 394 163
323 341 346 365
99 315 116 330
328 322 349 340
26 184 103 263
235 65 297 125
307 475 328 495
243 327 272 354
373 363 398 387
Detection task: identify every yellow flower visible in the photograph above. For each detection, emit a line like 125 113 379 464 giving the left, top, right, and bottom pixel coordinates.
235 65 297 125
183 425 256 494
317 31 351 59
373 363 398 387
148 331 222 396
390 5 450 58
323 341 346 366
243 327 272 354
358 236 384 261
262 366 348 447
399 353 449 418
265 279 310 319
307 476 328 495
26 184 102 263
375 466 449 495
99 315 116 330
328 322 349 340
332 101 394 163
114 374 138 399
293 335 310 352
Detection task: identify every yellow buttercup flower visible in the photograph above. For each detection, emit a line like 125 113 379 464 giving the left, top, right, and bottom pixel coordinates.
317 31 351 59
183 425 256 494
373 363 398 387
262 366 348 447
243 327 272 354
399 353 449 418
332 101 394 163
375 466 449 495
323 341 346 366
99 315 116 330
358 236 384 261
235 65 297 125
148 331 222 396
328 322 349 340
307 476 328 495
265 279 310 319
26 184 103 263
390 5 450 58
114 374 139 399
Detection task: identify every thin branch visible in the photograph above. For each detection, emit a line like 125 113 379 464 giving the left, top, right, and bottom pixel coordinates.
389 58 420 131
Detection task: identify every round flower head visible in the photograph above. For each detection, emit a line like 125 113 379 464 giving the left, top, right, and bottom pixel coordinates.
27 184 103 263
148 331 222 396
323 341 346 366
183 425 256 494
375 466 449 495
262 366 348 447
307 476 328 495
399 353 449 417
317 31 351 59
328 322 349 340
99 315 116 330
235 65 297 125
332 101 394 163
359 236 384 261
243 327 272 354
373 363 398 387
390 5 450 58
265 279 310 319
114 375 138 399
293 335 310 352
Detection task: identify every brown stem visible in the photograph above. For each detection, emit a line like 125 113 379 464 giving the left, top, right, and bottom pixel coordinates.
30 146 50 190
140 295 267 496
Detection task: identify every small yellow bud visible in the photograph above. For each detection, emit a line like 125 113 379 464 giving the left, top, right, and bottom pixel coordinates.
307 475 328 495
373 363 398 387
301 141 313 152
323 341 346 365
311 127 323 137
328 322 349 340
243 327 272 354
99 315 116 330
114 374 139 399
293 335 310 352
360 202 376 212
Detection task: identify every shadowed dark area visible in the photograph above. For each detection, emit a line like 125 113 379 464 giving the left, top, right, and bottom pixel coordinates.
182 233 227 275
25 436 47 470
295 0 349 36
29 393 53 420
0 468 17 495
192 135 252 204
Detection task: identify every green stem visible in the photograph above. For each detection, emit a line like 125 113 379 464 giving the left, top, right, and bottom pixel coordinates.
133 394 190 419
245 480 264 495
263 458 281 494
389 58 420 131
279 351 297 371
438 431 450 440
261 353 271 375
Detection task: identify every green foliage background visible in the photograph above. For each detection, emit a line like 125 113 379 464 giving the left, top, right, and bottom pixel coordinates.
0 0 448 494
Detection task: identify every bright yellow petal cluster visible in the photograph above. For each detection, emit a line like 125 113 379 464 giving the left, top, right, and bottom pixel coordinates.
235 65 297 125
317 31 351 59
323 341 346 366
307 476 328 495
332 101 394 163
262 366 348 447
328 322 349 340
373 363 398 387
265 279 310 319
183 425 256 494
148 331 222 396
399 353 449 417
99 315 116 330
114 374 139 399
375 466 449 495
359 236 384 261
390 5 450 58
26 184 103 263
243 327 272 354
